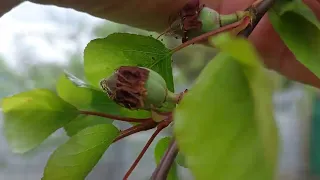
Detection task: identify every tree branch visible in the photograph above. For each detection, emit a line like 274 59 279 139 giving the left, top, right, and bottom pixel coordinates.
113 119 157 143
124 120 171 179
238 0 276 37
79 110 151 123
151 139 178 180
171 19 245 53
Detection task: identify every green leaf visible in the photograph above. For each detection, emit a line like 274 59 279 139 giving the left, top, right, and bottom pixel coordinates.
56 71 120 114
1 89 78 153
174 34 279 180
83 33 174 118
119 107 151 119
175 152 188 168
154 137 179 180
269 0 320 77
84 33 174 92
42 124 119 180
64 114 112 137
56 72 120 136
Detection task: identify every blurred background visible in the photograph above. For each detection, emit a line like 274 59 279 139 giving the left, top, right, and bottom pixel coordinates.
0 2 320 180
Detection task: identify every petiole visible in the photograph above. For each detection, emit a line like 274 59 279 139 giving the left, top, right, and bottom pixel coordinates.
123 118 172 180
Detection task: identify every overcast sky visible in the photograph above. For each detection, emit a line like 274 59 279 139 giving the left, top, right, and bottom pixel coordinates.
0 2 108 68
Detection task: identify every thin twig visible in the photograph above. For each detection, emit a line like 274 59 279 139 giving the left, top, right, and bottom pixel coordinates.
238 0 276 37
171 20 243 53
123 120 171 180
113 120 158 143
79 110 151 123
151 139 178 180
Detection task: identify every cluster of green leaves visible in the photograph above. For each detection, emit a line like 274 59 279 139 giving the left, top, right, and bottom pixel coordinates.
1 33 175 179
1 32 278 180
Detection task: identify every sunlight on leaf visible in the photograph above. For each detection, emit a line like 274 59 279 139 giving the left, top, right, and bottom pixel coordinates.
42 124 119 180
269 0 320 77
174 33 279 180
154 137 179 180
1 89 78 153
84 33 174 92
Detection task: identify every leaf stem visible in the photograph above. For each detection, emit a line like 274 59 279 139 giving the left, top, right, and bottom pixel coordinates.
123 119 171 180
151 139 178 180
113 120 158 143
171 20 243 53
79 110 151 123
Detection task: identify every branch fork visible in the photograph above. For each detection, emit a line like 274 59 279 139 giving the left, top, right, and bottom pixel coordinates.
78 88 189 179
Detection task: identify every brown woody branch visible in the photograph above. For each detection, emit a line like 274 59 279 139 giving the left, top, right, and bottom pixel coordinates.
239 0 276 37
151 138 178 180
79 110 151 123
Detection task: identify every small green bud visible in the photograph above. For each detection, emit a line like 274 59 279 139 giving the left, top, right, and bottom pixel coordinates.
100 66 178 111
198 7 251 33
